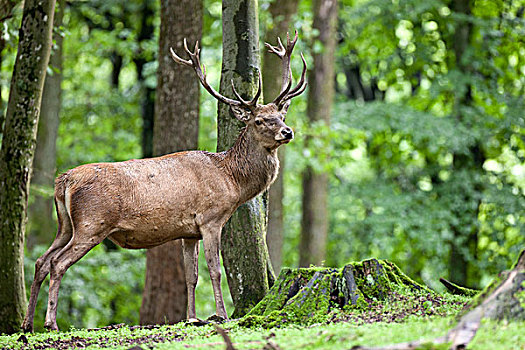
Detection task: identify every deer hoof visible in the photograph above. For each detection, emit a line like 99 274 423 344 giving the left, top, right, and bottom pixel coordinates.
186 318 209 326
207 314 228 323
21 322 34 333
44 321 58 331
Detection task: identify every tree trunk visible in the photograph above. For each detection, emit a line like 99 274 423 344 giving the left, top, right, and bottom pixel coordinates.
0 24 5 137
299 0 337 267
134 0 156 159
139 0 202 325
262 0 299 274
447 0 484 287
27 0 64 249
0 0 56 334
218 0 275 318
110 52 122 89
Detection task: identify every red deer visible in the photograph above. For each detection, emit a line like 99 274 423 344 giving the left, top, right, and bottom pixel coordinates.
22 33 306 332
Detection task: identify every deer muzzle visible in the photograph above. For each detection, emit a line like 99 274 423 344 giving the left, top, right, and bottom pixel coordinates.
277 127 294 143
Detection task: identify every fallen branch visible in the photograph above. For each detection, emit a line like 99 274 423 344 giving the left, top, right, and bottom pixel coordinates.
439 278 479 297
352 249 525 350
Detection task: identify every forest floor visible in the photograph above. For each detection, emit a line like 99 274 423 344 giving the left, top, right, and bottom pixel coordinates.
3 259 524 349
1 316 525 350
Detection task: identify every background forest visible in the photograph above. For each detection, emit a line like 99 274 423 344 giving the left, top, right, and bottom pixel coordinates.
0 0 523 331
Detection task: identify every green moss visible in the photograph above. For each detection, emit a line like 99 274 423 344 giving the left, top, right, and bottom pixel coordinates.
246 268 321 317
381 260 433 294
242 269 339 327
241 259 469 328
516 281 525 309
350 259 391 300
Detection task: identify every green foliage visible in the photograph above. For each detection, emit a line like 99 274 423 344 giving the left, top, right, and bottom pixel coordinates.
0 0 521 330
57 3 148 171
280 0 525 291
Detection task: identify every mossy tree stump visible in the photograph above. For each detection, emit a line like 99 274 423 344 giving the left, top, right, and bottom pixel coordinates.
241 259 433 327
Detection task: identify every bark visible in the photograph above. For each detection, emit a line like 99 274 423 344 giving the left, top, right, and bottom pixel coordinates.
139 0 202 325
218 0 274 318
110 52 123 89
299 0 337 267
448 0 484 286
342 58 382 102
0 24 5 136
0 0 56 334
262 0 299 273
133 0 155 159
27 0 64 249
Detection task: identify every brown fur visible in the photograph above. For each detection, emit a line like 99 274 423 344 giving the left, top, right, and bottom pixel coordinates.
22 36 306 332
22 103 295 332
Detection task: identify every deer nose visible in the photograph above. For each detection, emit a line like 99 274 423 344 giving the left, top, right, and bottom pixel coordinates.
281 127 294 140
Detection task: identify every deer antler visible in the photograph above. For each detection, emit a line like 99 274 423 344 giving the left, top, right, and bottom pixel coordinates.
231 72 262 109
170 39 261 109
265 31 308 108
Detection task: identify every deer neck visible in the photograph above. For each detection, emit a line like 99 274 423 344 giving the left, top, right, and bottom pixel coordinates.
224 127 279 204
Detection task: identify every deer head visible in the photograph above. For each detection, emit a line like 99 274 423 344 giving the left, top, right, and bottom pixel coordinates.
170 32 307 150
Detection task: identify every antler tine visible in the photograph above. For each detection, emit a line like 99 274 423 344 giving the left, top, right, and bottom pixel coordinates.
230 71 262 108
285 31 299 55
284 81 307 101
285 53 307 96
267 31 300 106
272 77 293 106
169 46 192 67
277 53 308 106
231 80 250 105
170 39 241 106
265 37 286 58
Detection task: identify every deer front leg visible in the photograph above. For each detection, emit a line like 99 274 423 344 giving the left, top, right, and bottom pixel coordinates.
202 227 228 320
182 238 199 320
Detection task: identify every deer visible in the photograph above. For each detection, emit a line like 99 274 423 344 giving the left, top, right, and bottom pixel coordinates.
21 32 307 332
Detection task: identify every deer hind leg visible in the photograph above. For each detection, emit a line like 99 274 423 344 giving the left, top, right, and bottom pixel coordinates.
22 199 73 333
182 238 199 320
43 227 106 331
201 226 228 320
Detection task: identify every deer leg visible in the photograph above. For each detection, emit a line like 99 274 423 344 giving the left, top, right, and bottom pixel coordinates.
44 235 103 330
202 228 228 319
182 238 199 320
22 201 73 332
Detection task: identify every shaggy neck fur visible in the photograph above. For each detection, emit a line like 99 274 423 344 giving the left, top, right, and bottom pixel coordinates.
223 127 280 204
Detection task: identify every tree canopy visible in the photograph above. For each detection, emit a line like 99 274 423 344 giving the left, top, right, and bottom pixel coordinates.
0 0 522 330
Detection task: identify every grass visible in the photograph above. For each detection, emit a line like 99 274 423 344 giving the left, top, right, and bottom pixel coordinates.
1 317 524 349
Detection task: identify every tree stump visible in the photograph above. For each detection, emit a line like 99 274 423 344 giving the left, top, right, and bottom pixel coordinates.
240 259 435 327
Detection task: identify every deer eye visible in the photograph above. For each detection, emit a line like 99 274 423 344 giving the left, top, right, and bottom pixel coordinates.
255 119 263 125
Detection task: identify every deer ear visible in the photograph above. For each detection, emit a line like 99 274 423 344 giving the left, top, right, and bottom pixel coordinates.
230 105 252 123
